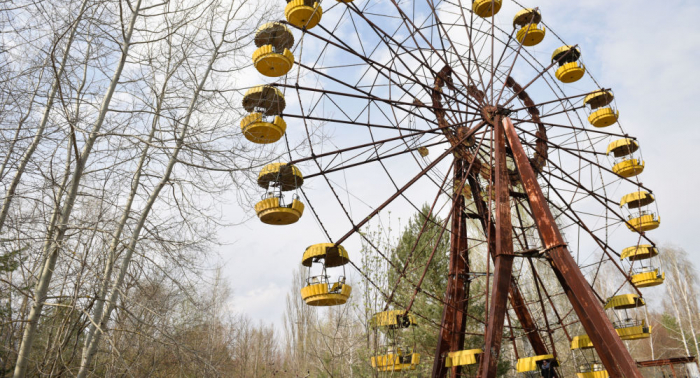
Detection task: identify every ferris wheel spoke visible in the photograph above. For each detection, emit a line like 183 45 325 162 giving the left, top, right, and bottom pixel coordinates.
293 61 477 132
528 258 575 342
527 258 562 354
288 126 455 166
383 157 457 309
483 29 517 99
399 134 492 315
302 138 449 179
509 89 611 113
492 16 545 105
382 0 490 109
282 112 440 134
511 204 571 346
513 124 653 193
334 122 486 246
329 5 482 111
426 0 495 108
454 0 491 101
512 118 631 140
514 126 606 157
501 46 579 108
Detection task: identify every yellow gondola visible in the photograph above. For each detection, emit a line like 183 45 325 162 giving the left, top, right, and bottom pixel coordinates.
516 355 558 373
242 85 286 116
614 319 652 340
300 277 351 306
300 277 351 305
620 191 654 209
301 243 349 268
620 191 660 232
371 310 417 329
418 146 429 157
584 90 619 128
254 196 304 225
608 138 644 177
513 9 545 46
472 0 502 18
604 294 645 310
570 335 594 350
552 46 585 83
454 180 473 199
445 349 483 367
577 364 608 378
258 163 304 191
620 245 658 261
631 267 665 288
254 22 294 50
572 321 652 349
611 158 645 178
300 243 352 306
625 213 660 232
240 113 287 144
253 22 295 77
285 0 323 29
607 138 639 157
370 310 420 371
371 347 420 372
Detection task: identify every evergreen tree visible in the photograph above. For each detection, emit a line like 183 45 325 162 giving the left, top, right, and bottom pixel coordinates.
380 204 509 376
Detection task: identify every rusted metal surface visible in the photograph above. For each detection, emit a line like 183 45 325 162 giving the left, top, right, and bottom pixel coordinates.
442 158 471 378
470 177 555 374
429 65 555 378
504 77 548 174
637 356 698 367
478 117 515 378
503 117 643 378
426 159 489 378
429 65 474 378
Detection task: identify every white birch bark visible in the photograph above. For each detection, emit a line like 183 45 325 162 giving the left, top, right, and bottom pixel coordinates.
12 1 143 376
0 0 89 234
675 260 700 355
0 56 48 179
75 3 236 375
77 42 183 374
669 277 691 356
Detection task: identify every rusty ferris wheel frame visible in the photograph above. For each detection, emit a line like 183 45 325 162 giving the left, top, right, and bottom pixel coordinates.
265 0 658 377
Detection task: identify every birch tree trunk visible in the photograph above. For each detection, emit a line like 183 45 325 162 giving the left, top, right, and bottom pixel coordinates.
77 38 183 373
0 0 89 234
669 277 691 356
12 2 143 376
674 259 700 355
75 2 239 375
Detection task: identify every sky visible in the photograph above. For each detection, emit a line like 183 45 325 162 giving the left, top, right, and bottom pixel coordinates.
218 0 700 329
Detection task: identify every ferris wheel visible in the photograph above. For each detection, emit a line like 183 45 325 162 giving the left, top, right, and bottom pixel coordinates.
240 0 662 377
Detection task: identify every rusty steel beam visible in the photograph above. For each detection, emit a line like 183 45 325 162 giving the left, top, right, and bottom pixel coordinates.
637 356 697 367
468 166 556 378
470 178 553 356
478 117 515 378
432 158 471 378
503 117 642 378
448 159 471 378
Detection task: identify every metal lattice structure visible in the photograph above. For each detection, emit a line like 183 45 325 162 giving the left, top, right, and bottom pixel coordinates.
242 1 664 377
